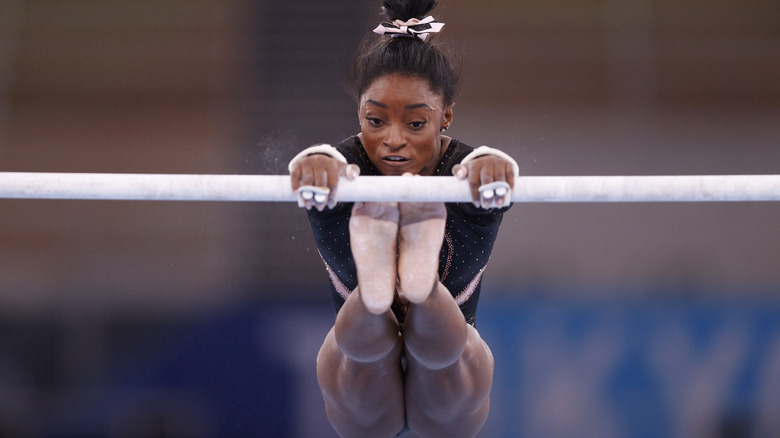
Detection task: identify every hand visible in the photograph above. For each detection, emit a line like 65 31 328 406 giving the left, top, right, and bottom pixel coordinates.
453 154 515 209
290 154 360 211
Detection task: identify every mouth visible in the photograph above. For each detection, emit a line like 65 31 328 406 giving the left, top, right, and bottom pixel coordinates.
382 156 411 164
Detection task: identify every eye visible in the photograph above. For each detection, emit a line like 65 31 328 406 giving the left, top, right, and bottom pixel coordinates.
366 117 383 126
409 121 427 129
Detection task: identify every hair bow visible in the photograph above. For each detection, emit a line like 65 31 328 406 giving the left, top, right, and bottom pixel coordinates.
372 15 445 41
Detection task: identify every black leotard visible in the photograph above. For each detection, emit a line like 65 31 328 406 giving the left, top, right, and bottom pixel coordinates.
306 136 509 325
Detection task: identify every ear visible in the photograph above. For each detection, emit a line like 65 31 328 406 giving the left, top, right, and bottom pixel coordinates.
441 104 454 130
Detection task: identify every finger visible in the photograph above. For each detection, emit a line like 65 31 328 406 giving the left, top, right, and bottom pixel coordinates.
299 162 315 188
480 161 496 186
330 164 359 209
501 162 516 207
296 186 313 209
493 160 508 182
479 164 496 208
326 184 342 209
313 166 329 189
478 181 510 209
468 163 482 207
490 160 507 207
308 166 331 211
344 164 360 180
479 181 511 208
297 186 331 211
295 163 316 209
304 188 315 210
327 165 340 189
290 165 302 192
314 192 328 211
314 186 328 212
505 162 515 190
327 164 341 208
495 184 508 207
452 164 468 180
482 186 495 200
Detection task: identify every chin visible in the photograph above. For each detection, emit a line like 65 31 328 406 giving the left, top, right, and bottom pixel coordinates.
378 163 418 176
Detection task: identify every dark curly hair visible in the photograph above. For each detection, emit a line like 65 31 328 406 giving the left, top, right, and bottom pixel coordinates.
348 0 460 106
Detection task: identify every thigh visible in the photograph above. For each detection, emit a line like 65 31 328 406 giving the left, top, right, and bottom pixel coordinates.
317 327 407 438
404 325 494 438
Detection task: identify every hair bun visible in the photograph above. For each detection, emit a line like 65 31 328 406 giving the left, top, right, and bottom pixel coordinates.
381 0 437 21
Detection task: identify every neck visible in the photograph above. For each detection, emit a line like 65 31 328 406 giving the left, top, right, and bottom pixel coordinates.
439 135 452 157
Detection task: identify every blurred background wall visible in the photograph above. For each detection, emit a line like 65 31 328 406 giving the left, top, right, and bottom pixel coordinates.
0 0 778 436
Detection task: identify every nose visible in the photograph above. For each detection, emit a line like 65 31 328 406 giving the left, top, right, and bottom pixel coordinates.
384 125 406 149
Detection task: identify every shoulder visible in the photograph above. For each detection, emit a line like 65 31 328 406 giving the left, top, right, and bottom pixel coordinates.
448 138 475 159
335 135 381 176
445 138 475 162
334 136 362 162
434 138 473 176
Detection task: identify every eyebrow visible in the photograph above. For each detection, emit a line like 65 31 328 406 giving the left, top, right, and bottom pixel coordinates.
365 99 387 109
365 100 434 111
404 103 434 110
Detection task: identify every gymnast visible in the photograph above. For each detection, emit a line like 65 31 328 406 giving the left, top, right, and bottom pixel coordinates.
288 1 518 436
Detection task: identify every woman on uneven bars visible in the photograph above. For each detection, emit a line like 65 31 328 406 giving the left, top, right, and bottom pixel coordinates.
288 1 518 436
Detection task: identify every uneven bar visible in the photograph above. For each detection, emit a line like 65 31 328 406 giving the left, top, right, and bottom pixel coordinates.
0 172 779 202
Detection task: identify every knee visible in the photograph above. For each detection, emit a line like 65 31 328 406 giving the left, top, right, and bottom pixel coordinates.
404 318 469 370
315 330 341 393
334 315 401 363
316 336 406 438
406 398 491 438
332 291 402 363
326 405 406 438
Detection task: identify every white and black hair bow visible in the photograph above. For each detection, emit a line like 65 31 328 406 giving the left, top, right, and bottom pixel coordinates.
372 15 445 41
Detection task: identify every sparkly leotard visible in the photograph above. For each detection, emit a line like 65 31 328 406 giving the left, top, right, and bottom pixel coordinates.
306 136 509 325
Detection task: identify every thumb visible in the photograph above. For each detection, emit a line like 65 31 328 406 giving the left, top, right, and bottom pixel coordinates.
452 164 468 180
343 164 361 180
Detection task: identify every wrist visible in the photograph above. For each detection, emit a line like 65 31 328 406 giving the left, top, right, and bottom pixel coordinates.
288 144 347 173
459 146 519 175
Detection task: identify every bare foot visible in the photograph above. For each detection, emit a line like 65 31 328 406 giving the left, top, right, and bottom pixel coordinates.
398 202 446 303
350 202 400 314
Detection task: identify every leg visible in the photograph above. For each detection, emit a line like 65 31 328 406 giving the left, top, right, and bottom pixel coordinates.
398 202 446 303
316 202 406 437
350 202 399 314
398 202 466 369
317 289 406 438
397 203 493 437
403 284 494 438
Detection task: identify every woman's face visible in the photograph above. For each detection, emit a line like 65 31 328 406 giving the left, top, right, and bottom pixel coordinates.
358 74 453 176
